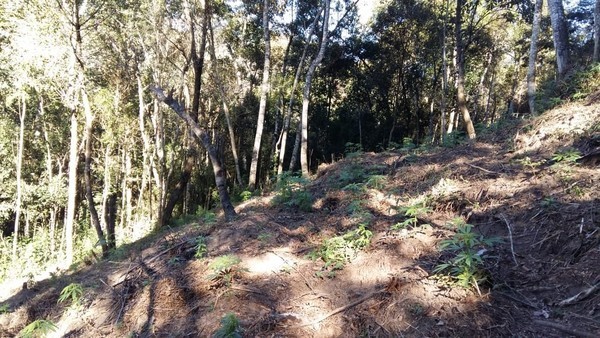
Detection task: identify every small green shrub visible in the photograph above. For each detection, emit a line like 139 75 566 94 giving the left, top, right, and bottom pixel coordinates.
392 202 431 230
344 142 363 157
196 208 217 224
366 175 386 190
551 149 581 164
0 303 10 314
19 319 57 338
272 173 313 211
239 190 252 202
434 218 499 293
58 283 84 307
308 224 373 277
208 255 245 287
213 313 242 338
194 236 208 259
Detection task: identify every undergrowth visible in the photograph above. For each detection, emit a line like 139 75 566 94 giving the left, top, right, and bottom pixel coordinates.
272 172 313 211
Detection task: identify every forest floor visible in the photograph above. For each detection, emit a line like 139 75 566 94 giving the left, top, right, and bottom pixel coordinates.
1 101 599 337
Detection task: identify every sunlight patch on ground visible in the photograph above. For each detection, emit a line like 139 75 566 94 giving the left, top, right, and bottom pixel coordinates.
243 251 290 274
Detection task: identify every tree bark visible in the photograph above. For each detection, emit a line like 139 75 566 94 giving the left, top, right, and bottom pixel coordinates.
277 8 321 177
594 0 600 62
208 14 243 186
527 0 543 115
300 0 331 176
12 95 25 261
151 86 236 221
65 110 78 266
82 87 109 256
548 0 570 79
455 0 476 139
249 0 272 188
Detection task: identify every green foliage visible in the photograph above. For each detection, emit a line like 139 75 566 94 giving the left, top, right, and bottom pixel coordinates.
196 208 217 224
402 137 416 150
18 319 57 338
0 303 10 314
194 236 208 259
540 197 557 208
272 173 313 211
344 142 363 157
392 202 431 230
336 165 367 188
239 190 252 202
342 182 366 193
58 283 84 307
208 255 245 287
515 156 545 169
434 218 499 292
308 224 372 277
551 149 581 164
366 175 386 190
213 313 242 338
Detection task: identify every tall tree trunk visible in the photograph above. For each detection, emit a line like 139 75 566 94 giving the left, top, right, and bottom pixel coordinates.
249 0 272 188
65 110 78 266
289 121 301 172
300 0 331 176
548 0 570 79
441 0 449 143
455 0 476 139
527 0 543 115
278 9 321 177
152 87 236 220
82 87 108 256
594 0 600 62
208 16 243 186
12 95 25 261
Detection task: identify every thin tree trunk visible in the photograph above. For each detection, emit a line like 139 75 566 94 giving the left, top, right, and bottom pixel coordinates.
441 0 448 143
278 9 321 177
290 121 301 172
594 0 599 62
208 16 243 186
152 87 236 220
82 87 109 256
548 0 570 79
300 0 331 176
455 0 476 139
249 0 272 188
65 110 78 266
527 0 543 115
12 95 26 261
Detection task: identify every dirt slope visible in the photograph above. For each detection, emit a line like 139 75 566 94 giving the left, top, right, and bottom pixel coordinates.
0 102 599 337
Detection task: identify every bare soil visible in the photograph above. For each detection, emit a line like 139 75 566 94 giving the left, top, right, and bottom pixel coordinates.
1 102 599 337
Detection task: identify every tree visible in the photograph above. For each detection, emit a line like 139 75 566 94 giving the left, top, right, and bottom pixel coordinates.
527 0 544 115
548 0 570 79
455 0 476 139
249 0 272 188
300 0 331 176
594 0 600 62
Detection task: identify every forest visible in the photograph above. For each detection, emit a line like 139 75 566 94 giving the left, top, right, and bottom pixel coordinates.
0 0 599 336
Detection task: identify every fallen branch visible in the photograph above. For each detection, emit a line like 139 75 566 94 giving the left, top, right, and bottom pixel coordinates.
533 320 597 338
498 214 518 266
466 163 499 175
558 283 599 306
295 289 386 328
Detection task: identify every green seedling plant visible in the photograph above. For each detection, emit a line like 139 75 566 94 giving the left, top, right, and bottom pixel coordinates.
208 255 246 287
308 224 372 277
366 175 386 190
58 283 84 308
19 319 57 338
239 190 252 202
0 303 10 314
434 218 499 294
552 149 581 164
194 236 208 259
392 202 431 230
214 313 242 338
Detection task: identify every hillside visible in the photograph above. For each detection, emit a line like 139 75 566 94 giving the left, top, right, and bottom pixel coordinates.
1 101 599 337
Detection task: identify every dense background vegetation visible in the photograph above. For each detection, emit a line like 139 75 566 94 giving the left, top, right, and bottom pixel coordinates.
0 0 598 281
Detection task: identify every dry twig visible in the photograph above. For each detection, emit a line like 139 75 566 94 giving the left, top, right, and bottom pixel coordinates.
558 283 600 306
498 214 518 266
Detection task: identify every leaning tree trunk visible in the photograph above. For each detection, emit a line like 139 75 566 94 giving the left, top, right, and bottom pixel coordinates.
249 0 272 188
82 87 109 256
548 0 570 80
64 110 78 266
300 0 331 176
151 87 236 220
455 0 476 139
527 0 543 115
